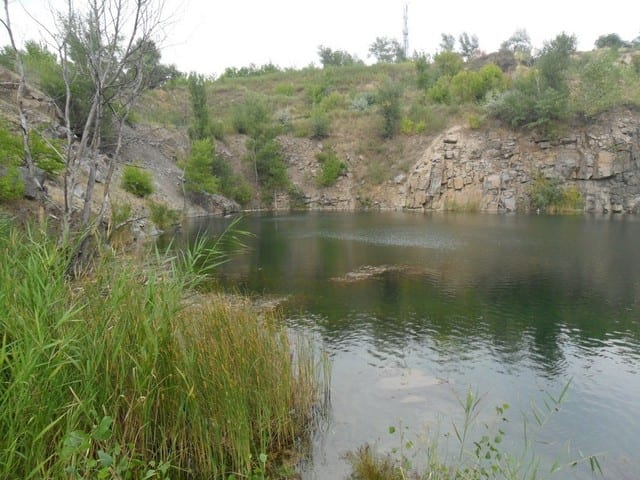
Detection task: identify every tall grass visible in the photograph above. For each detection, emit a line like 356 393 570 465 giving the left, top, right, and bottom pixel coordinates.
0 215 326 478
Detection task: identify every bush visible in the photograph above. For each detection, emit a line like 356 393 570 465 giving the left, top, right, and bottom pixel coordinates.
376 79 402 139
528 174 582 212
316 147 346 187
230 95 271 136
148 200 179 230
121 164 154 197
309 107 330 139
0 165 24 201
184 138 219 194
232 180 252 206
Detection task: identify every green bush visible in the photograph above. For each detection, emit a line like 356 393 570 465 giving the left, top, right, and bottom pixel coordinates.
121 164 154 197
528 174 583 212
184 138 219 194
376 79 402 139
148 199 179 230
427 76 451 103
232 180 252 206
230 95 271 136
309 107 330 139
571 50 623 117
316 147 346 187
0 165 24 201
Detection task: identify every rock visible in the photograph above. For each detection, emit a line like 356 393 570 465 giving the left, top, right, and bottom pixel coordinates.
189 192 240 216
19 166 47 199
394 173 407 184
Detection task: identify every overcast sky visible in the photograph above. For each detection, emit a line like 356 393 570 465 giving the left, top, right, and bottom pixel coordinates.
3 0 640 76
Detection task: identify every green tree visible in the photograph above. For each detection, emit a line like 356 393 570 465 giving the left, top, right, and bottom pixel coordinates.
433 50 464 78
439 33 456 52
187 73 212 141
368 37 405 63
317 45 361 67
595 33 627 49
500 29 533 65
458 32 479 61
537 32 577 92
184 138 219 194
376 79 402 138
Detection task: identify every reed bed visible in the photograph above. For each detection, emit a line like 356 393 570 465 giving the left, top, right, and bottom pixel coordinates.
0 216 325 479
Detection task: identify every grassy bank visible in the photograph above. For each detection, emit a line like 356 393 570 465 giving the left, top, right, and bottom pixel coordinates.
0 216 326 479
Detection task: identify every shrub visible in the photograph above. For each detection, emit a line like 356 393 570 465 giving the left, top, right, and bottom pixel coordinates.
427 76 451 103
528 174 582 212
184 138 219 194
376 79 402 139
121 164 154 197
350 93 374 111
232 180 252 206
230 95 271 136
309 107 330 139
148 199 179 230
0 165 24 201
316 147 346 187
571 50 623 117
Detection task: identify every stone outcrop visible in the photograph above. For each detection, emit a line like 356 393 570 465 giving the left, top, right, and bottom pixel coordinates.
404 110 640 213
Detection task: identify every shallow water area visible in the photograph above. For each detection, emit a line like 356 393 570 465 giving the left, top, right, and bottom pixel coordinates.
173 211 640 480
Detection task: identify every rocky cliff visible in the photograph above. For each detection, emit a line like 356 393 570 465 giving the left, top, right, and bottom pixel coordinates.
286 108 640 214
403 109 640 213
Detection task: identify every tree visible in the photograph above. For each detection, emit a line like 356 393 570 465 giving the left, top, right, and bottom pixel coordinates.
317 45 361 67
537 32 577 92
439 33 456 52
187 73 211 141
184 138 219 194
0 0 37 193
50 0 167 235
458 32 479 61
368 37 406 63
595 33 627 50
376 78 402 139
500 29 533 65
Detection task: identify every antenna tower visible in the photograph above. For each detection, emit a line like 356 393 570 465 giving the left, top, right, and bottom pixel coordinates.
402 3 409 57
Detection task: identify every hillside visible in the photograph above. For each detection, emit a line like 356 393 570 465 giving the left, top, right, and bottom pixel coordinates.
2 36 640 229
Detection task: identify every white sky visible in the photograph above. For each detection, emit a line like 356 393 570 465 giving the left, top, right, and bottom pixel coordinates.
3 0 640 76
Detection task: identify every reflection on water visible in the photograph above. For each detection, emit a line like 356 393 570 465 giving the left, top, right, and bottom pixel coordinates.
167 212 640 479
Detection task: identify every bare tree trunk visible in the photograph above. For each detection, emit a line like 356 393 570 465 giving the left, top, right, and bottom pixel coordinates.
1 0 38 187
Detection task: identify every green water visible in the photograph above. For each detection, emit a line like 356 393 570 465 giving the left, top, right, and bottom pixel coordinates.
176 212 640 479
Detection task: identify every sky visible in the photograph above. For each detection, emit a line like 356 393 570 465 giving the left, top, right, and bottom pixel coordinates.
2 0 639 76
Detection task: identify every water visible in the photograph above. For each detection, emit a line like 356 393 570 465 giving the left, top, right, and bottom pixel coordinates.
173 212 640 479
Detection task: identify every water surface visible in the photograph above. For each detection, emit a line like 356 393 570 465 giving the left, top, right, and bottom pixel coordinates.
177 212 640 479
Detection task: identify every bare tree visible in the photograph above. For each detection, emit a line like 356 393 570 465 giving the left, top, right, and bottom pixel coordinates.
0 0 38 189
50 0 166 235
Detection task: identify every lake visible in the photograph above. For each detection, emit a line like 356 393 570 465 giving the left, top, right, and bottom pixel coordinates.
175 212 640 479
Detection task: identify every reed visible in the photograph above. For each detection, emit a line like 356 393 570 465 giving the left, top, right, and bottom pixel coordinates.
0 215 325 478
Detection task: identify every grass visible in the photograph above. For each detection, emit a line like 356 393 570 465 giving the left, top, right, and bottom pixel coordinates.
0 215 326 479
347 385 603 480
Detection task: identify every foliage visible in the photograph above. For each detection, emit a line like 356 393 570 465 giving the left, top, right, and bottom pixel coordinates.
187 73 213 141
247 132 289 196
439 33 456 52
500 29 533 65
219 62 281 79
433 50 464 78
0 165 23 201
376 79 402 139
537 32 577 93
121 164 154 197
309 107 330 138
317 45 362 67
369 36 406 64
414 52 433 89
351 92 374 111
595 33 627 49
231 95 271 136
347 384 601 480
458 32 479 61
528 174 583 212
183 138 220 194
316 146 346 187
148 200 179 230
571 50 623 117
0 218 325 479
232 180 253 206
0 124 63 175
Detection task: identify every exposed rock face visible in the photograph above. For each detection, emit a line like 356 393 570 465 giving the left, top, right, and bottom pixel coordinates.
189 192 240 216
404 110 640 213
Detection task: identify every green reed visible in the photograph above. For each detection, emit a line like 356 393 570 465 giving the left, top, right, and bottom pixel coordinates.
0 215 326 479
